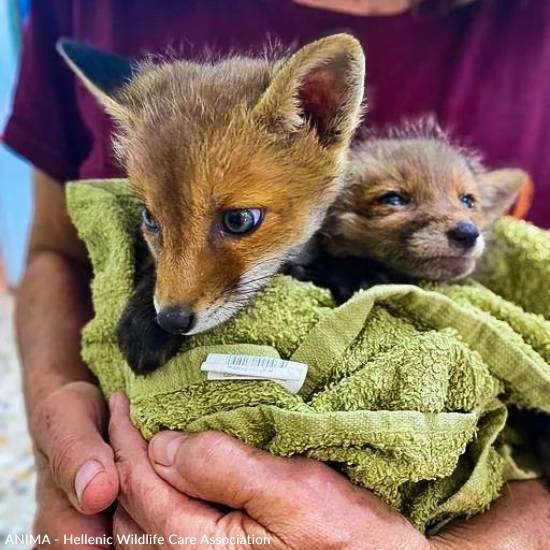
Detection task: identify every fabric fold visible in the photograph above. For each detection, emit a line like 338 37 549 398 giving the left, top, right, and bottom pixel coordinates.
67 179 550 532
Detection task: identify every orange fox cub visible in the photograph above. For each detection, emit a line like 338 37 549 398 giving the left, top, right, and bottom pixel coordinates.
297 121 526 303
58 35 365 373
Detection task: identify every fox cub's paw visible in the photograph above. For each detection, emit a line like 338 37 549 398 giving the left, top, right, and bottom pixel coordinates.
115 268 182 375
538 415 550 483
116 307 182 375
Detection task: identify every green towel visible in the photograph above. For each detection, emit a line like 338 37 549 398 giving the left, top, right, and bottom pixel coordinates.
67 179 550 534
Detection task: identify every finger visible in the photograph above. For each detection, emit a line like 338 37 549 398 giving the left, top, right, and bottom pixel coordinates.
108 392 221 536
148 430 305 511
34 458 113 550
149 432 428 550
112 505 150 550
32 381 119 514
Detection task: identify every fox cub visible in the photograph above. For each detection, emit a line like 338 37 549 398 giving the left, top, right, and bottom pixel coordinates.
58 35 365 374
294 120 526 302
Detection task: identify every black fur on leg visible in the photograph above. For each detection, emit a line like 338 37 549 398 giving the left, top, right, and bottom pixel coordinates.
535 413 550 483
285 249 393 305
115 256 183 375
506 409 550 487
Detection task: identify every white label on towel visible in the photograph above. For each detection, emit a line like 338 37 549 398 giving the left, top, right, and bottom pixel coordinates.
201 353 308 394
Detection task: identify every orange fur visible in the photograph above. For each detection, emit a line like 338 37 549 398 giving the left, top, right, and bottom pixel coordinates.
60 35 365 333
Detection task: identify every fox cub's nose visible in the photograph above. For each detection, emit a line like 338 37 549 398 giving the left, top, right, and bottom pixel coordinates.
157 307 195 335
448 221 479 248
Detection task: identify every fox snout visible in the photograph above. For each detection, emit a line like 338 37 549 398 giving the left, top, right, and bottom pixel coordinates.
447 220 480 249
152 267 238 336
418 217 484 259
156 307 195 335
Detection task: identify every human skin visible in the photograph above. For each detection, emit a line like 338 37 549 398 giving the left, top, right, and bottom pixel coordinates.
19 170 550 549
292 0 412 16
291 0 476 16
108 394 550 550
17 171 119 548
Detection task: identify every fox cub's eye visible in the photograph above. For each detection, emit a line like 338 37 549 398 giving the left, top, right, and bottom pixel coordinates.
222 208 263 235
460 194 476 209
141 208 160 234
378 192 410 206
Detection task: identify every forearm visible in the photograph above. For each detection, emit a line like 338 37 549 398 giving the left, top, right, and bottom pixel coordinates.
431 480 550 550
12 175 119 528
16 239 120 521
16 248 93 414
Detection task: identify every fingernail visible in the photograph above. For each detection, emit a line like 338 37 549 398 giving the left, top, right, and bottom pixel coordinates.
149 432 188 466
74 459 104 504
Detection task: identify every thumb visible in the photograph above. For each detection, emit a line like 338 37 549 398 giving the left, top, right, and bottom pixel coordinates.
148 430 296 512
31 381 119 514
34 456 113 549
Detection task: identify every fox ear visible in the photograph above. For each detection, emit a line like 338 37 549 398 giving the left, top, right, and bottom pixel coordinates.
253 33 365 148
57 39 136 124
478 168 527 222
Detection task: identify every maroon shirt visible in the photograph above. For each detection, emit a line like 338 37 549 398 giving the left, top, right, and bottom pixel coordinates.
3 0 550 227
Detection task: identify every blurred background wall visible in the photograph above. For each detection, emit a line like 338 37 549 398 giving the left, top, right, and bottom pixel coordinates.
0 0 32 288
0 3 36 544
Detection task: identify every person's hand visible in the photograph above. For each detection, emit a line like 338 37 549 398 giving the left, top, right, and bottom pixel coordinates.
430 479 550 550
108 392 428 550
33 456 113 549
110 391 550 550
30 381 119 548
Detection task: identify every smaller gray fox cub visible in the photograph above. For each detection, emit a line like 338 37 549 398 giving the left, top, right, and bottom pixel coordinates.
293 120 526 303
294 120 550 481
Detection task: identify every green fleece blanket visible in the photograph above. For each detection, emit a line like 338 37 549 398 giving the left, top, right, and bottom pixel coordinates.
67 179 550 534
